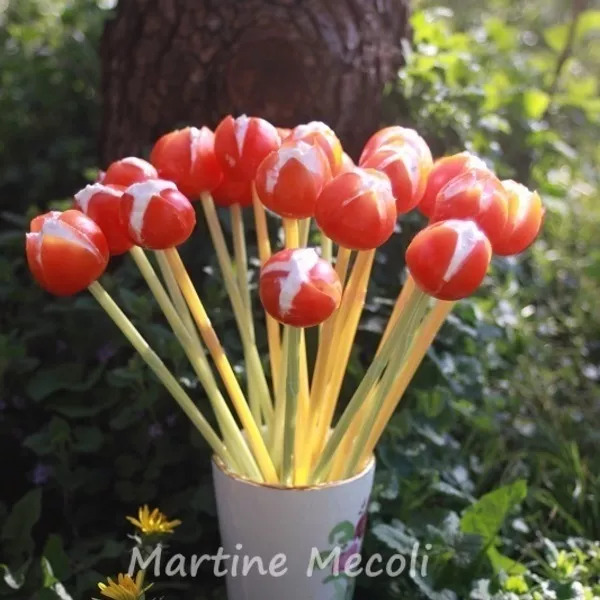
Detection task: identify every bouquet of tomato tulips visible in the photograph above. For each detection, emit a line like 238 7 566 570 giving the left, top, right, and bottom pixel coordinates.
26 116 543 487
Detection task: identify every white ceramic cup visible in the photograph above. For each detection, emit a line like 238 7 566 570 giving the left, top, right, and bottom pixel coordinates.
212 458 376 600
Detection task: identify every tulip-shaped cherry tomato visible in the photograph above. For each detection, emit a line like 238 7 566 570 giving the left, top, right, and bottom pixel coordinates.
276 127 292 142
406 219 492 300
290 121 343 175
150 126 223 199
103 157 158 187
26 210 109 296
211 175 253 208
214 115 281 181
120 179 196 249
315 168 397 250
419 152 488 217
255 140 331 219
74 183 132 255
431 168 508 250
259 248 342 327
340 151 355 174
360 144 428 214
494 180 544 256
360 126 433 169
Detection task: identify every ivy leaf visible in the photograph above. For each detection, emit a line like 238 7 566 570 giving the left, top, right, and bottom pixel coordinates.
461 480 527 574
1 488 42 560
460 480 527 545
371 520 418 554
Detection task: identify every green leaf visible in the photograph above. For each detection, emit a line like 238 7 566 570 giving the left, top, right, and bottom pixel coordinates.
26 363 105 401
371 521 418 554
576 10 600 40
40 557 73 600
43 535 71 581
488 546 527 575
72 426 103 453
461 480 527 545
523 89 550 119
1 489 42 560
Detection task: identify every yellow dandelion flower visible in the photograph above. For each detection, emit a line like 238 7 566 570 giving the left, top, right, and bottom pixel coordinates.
126 505 182 535
97 571 151 600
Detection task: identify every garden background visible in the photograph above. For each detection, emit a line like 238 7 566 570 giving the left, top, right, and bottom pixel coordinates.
0 0 599 598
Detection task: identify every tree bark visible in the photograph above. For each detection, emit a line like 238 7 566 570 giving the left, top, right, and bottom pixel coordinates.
100 0 410 164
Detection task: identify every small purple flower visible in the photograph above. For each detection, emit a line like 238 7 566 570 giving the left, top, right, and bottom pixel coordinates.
148 423 164 439
96 342 117 363
32 463 53 486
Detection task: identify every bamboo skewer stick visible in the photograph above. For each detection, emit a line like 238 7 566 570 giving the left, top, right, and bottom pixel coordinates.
284 218 300 249
299 218 311 247
342 294 430 479
309 286 429 483
200 193 274 427
294 330 311 485
282 326 301 484
155 251 201 345
310 249 376 461
379 274 416 349
270 326 290 473
358 300 455 467
308 246 353 433
252 186 281 385
87 281 234 468
163 247 279 484
230 204 254 336
230 203 263 424
129 247 260 479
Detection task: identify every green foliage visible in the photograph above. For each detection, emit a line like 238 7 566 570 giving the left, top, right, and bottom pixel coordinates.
0 0 598 599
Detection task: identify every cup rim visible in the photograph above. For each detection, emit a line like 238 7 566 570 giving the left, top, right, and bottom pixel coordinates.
212 455 376 492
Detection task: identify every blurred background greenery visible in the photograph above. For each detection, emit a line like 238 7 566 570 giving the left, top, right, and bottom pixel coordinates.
0 0 599 598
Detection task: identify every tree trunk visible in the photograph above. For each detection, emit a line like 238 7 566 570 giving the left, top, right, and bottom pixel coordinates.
100 0 410 164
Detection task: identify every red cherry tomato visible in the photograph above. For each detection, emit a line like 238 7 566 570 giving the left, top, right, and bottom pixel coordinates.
259 248 342 327
103 157 158 187
360 144 429 214
360 126 433 169
150 126 223 199
26 210 109 296
74 183 132 255
406 219 492 300
214 115 281 181
290 121 343 175
340 151 355 174
431 168 508 250
211 175 253 208
120 179 196 249
315 168 397 250
495 180 544 256
255 140 331 219
419 152 487 217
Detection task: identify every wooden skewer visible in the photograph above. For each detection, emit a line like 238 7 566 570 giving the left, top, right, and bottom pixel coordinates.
310 249 375 462
230 203 262 424
87 281 234 469
378 274 415 349
309 286 428 484
252 185 281 386
129 247 260 479
357 299 455 467
200 193 274 427
282 325 301 484
341 293 430 479
294 330 311 485
163 247 279 484
308 246 353 443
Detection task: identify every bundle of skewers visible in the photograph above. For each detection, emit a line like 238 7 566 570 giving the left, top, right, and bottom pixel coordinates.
25 116 543 487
